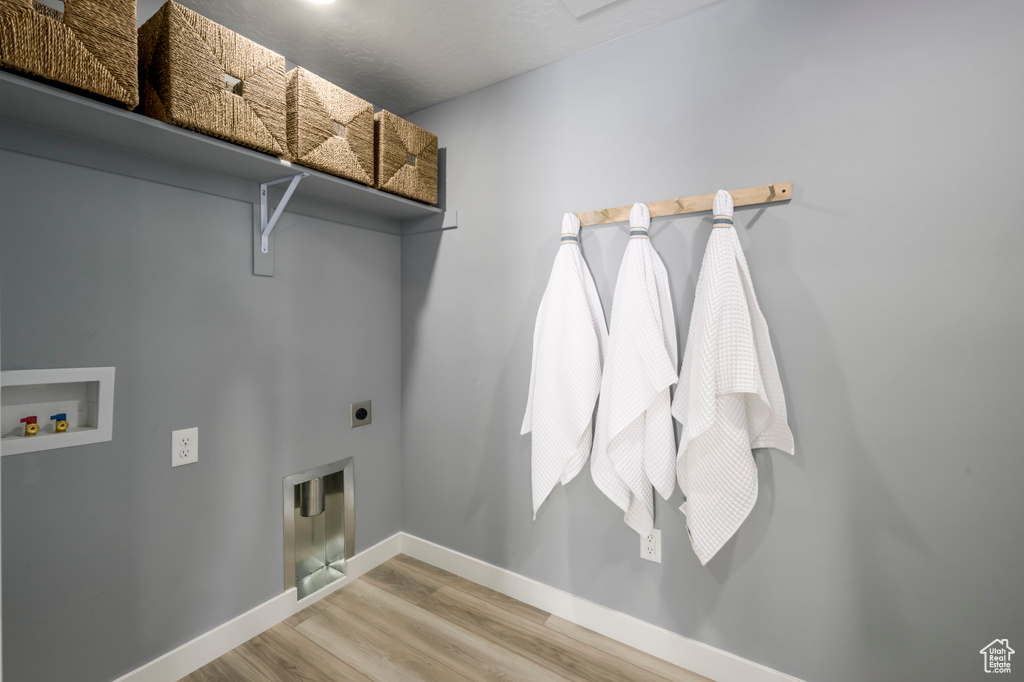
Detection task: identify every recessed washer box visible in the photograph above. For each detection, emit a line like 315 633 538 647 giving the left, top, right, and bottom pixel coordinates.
1 367 115 456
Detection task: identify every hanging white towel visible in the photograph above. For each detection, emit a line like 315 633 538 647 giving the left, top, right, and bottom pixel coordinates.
522 213 608 519
591 203 678 535
673 190 794 565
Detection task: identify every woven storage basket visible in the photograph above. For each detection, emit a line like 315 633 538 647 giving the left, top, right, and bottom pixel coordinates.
285 67 374 186
138 1 286 156
375 110 438 205
0 0 138 108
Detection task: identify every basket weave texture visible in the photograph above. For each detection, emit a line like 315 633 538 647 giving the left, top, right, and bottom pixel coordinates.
0 0 138 108
375 110 438 205
285 67 374 186
138 1 286 156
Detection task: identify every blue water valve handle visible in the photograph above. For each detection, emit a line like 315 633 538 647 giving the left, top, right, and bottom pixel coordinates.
50 413 69 433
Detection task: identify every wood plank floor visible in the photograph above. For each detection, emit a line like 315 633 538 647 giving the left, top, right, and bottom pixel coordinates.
183 555 711 681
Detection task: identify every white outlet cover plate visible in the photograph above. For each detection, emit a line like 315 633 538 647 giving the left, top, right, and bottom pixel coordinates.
171 427 198 467
641 528 662 563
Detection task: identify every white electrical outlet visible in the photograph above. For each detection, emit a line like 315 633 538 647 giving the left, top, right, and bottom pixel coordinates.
171 427 198 467
641 528 662 563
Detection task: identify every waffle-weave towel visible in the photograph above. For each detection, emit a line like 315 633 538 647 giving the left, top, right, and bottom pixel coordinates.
591 203 678 535
673 190 794 565
522 213 608 518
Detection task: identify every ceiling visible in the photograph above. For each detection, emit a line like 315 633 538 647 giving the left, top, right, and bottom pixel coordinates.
137 0 720 115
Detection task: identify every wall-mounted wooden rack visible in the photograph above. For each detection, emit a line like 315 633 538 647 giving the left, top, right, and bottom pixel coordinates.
577 182 792 227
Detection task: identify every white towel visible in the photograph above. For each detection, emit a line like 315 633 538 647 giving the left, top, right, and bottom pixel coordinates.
522 213 608 518
673 190 794 565
591 203 678 535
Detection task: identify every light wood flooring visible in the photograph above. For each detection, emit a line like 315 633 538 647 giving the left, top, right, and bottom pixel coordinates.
183 554 711 681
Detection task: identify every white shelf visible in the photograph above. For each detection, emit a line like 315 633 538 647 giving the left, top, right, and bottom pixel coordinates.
1 367 115 456
0 71 445 232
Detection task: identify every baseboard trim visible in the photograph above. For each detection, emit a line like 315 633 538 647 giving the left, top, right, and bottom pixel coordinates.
399 532 803 682
112 532 403 682
113 531 800 682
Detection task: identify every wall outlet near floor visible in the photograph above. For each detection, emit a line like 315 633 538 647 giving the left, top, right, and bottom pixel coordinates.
171 427 198 467
641 528 661 563
350 400 371 428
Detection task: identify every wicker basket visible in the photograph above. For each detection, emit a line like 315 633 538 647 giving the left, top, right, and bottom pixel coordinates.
138 1 286 156
0 0 138 108
374 110 438 205
285 67 374 186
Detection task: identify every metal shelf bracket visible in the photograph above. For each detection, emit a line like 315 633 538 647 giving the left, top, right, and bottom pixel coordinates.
260 173 310 253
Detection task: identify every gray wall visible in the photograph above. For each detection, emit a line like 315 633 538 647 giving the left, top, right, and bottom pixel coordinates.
0 151 403 681
401 0 1024 680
